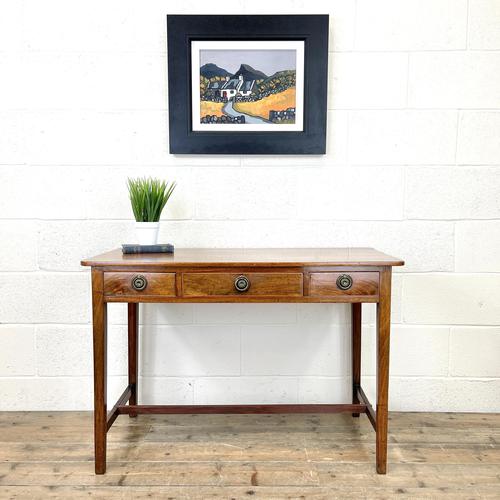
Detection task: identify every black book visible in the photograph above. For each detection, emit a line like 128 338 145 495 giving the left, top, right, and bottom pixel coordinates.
122 244 174 254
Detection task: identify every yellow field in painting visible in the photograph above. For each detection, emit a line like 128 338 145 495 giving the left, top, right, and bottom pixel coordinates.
200 101 224 117
233 88 296 121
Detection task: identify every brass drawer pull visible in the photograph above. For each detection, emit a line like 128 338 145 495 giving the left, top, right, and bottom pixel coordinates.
336 274 353 291
131 274 148 291
234 275 250 292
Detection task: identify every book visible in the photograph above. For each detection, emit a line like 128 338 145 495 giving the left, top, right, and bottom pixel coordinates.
122 244 174 254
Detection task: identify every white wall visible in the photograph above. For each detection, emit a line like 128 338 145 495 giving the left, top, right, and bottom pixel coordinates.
1 0 500 412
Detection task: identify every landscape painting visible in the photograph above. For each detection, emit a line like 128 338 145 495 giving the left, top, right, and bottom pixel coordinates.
191 41 304 132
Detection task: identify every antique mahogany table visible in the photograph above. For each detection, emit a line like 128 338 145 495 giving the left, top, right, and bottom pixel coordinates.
82 247 404 474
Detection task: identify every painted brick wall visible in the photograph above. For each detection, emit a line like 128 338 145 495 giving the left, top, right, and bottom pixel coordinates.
1 0 499 411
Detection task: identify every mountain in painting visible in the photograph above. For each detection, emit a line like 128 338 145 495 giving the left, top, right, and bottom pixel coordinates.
264 69 296 82
201 63 272 81
232 63 268 81
200 63 231 79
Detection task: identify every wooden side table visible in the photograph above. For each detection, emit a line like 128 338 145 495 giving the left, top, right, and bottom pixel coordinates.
82 247 404 474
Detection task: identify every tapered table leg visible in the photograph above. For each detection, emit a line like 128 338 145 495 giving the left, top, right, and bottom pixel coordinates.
376 267 392 474
351 303 362 417
92 269 107 474
128 303 139 417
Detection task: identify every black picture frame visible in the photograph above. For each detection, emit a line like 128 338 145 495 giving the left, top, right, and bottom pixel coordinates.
167 15 329 155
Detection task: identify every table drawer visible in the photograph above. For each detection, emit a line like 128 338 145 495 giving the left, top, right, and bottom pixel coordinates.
103 272 176 296
182 272 303 297
308 272 379 297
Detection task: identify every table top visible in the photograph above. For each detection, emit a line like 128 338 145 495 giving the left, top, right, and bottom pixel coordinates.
81 248 404 268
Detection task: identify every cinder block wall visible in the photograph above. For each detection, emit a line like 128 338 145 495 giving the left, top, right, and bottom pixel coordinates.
1 0 499 411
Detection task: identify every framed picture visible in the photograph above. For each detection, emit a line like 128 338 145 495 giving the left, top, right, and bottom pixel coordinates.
167 15 329 155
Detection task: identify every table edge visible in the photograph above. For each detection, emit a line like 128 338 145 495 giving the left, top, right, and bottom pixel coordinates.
81 259 405 267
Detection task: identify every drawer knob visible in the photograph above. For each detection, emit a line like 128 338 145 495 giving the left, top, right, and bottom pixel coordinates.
234 275 250 292
336 274 353 291
131 274 148 291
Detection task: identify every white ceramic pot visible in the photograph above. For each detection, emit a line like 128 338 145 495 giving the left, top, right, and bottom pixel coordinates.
135 222 160 245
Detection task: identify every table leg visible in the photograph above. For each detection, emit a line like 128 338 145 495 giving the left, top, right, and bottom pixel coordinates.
351 303 362 417
92 269 107 474
128 303 139 417
376 267 392 474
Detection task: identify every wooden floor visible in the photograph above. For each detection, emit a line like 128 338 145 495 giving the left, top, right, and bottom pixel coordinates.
0 412 499 499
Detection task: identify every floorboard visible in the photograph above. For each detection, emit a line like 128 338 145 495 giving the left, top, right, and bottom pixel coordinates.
0 412 499 499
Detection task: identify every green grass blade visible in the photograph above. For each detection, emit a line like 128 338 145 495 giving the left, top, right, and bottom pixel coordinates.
127 177 177 223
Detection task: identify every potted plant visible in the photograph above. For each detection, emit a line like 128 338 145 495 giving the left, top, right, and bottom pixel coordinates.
127 177 176 245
